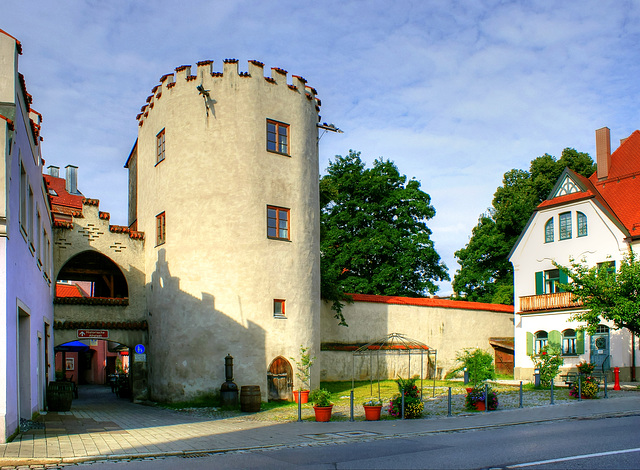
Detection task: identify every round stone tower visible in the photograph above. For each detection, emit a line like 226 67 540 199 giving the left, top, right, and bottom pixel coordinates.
126 59 321 401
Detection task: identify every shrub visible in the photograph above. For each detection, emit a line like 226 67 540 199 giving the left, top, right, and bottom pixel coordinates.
309 388 332 407
570 361 599 399
530 345 563 388
448 348 496 384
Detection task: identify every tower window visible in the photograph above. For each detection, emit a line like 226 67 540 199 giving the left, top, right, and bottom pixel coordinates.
267 120 289 155
156 212 166 246
267 206 290 240
156 129 166 165
274 299 286 318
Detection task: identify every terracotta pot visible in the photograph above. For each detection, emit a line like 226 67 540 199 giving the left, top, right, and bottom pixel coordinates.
313 405 333 422
363 405 382 421
474 401 486 411
293 390 309 404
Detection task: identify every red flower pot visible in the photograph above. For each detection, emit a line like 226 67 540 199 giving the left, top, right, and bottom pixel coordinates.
474 401 486 411
293 390 309 404
363 405 382 421
313 405 333 422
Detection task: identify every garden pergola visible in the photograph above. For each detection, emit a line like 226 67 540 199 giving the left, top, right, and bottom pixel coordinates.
351 333 438 400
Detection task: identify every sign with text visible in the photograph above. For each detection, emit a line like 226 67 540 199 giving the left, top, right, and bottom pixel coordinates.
77 329 109 339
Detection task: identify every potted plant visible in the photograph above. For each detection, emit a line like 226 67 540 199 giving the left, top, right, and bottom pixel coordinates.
388 376 424 419
309 388 333 422
465 383 498 411
290 345 315 404
363 398 383 421
570 361 600 399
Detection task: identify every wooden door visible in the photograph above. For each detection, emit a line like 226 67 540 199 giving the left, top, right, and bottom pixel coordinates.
267 356 293 401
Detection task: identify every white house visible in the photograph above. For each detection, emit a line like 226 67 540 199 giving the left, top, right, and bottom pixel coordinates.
510 127 640 382
0 29 54 442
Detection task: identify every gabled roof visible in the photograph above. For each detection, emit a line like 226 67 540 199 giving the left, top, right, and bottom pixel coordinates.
348 293 513 313
535 130 640 239
588 130 640 238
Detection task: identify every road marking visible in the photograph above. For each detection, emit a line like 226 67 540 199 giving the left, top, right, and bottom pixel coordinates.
507 447 640 468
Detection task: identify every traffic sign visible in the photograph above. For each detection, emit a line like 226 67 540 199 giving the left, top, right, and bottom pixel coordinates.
135 344 145 354
77 329 109 339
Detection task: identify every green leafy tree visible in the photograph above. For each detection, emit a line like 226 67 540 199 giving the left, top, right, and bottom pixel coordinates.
447 348 496 384
320 151 449 325
556 251 640 336
453 149 594 304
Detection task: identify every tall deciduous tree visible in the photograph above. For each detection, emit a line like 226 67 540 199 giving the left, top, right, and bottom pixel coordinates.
557 252 640 336
453 148 595 304
320 151 449 325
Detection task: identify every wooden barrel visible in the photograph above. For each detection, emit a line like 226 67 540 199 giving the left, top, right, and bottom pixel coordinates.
240 385 261 412
46 382 74 411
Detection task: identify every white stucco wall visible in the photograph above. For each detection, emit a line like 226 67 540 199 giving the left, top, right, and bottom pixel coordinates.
320 299 514 381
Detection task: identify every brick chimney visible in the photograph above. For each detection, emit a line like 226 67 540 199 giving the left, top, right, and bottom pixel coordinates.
596 127 611 180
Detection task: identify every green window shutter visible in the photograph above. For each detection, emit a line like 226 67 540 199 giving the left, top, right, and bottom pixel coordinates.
535 271 544 295
549 330 561 349
526 332 534 355
576 330 585 354
558 270 568 293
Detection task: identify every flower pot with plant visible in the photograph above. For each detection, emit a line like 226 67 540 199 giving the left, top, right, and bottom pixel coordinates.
465 383 498 411
309 388 333 421
388 376 424 419
570 361 600 399
363 398 383 421
290 345 315 404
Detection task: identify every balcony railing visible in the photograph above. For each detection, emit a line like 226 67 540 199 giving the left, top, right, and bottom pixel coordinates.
519 292 582 312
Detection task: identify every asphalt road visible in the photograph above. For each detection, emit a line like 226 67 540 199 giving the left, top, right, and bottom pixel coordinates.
75 414 640 469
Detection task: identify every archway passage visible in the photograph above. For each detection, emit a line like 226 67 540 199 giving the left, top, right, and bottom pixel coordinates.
267 356 293 401
56 250 128 300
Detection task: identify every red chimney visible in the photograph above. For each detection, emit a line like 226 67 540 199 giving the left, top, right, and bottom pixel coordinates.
596 127 611 180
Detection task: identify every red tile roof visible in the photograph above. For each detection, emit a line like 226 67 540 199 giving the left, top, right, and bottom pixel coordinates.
56 283 89 298
44 174 83 224
537 130 640 239
348 293 514 313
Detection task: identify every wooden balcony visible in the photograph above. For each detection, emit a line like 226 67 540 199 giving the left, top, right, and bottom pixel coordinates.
519 292 582 313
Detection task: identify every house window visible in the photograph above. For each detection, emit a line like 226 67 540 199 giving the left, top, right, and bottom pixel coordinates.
597 261 615 274
559 212 572 240
562 329 577 355
274 299 286 318
267 206 289 240
544 218 554 243
156 212 166 246
27 185 34 249
534 331 548 354
544 269 560 294
20 163 27 234
266 120 289 155
156 129 165 164
577 212 587 237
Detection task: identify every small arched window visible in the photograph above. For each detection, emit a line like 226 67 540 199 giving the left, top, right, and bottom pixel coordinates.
545 218 554 243
534 331 548 354
577 212 587 237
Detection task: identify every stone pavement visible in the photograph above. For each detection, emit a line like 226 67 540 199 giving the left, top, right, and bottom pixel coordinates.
1 384 639 468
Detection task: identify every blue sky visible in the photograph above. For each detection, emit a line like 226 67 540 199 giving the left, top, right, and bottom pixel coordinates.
5 0 640 295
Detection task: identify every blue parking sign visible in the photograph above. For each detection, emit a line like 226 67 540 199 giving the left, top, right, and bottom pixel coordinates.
135 344 145 354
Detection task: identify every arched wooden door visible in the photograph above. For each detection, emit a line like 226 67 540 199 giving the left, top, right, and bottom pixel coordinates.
267 356 293 401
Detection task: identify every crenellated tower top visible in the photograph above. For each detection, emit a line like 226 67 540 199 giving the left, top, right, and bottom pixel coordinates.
136 59 321 126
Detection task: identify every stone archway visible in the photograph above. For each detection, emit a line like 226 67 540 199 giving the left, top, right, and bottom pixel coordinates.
56 250 129 299
267 356 293 401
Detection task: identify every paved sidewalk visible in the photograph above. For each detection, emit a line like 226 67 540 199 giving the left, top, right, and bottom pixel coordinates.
1 384 639 468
